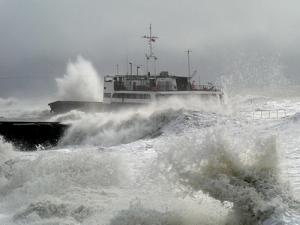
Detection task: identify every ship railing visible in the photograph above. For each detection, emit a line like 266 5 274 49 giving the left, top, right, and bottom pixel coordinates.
240 109 288 119
114 84 223 92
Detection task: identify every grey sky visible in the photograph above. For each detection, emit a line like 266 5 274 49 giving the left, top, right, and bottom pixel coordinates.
0 0 299 98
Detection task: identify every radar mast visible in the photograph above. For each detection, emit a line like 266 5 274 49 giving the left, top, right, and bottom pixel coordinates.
142 24 159 75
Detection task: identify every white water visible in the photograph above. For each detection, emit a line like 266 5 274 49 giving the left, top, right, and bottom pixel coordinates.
0 94 299 225
56 56 103 101
0 59 300 224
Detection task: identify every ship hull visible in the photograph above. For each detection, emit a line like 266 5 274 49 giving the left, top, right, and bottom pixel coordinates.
48 101 143 114
0 121 69 150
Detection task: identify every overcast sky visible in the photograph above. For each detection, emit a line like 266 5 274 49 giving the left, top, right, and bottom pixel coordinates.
0 0 299 98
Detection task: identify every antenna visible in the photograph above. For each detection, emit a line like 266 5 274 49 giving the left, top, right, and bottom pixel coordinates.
129 62 133 75
185 49 192 77
116 64 119 75
126 54 129 75
136 65 143 75
143 24 159 75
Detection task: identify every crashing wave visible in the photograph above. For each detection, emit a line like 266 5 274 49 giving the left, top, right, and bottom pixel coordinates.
157 132 295 225
58 108 180 147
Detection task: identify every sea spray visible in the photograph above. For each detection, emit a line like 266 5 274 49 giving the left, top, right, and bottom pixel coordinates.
220 54 291 98
59 108 178 146
13 198 92 224
109 197 229 225
1 150 126 198
0 137 16 201
54 96 224 147
0 137 14 164
56 56 103 101
0 148 128 225
109 200 183 225
157 130 293 224
0 97 50 119
0 95 299 224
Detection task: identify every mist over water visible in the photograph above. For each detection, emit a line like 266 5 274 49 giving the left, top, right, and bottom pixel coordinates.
0 97 51 120
0 58 300 224
220 55 298 99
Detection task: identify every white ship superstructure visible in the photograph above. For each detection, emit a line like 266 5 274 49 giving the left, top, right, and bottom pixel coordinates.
103 72 223 105
49 25 223 113
103 24 223 104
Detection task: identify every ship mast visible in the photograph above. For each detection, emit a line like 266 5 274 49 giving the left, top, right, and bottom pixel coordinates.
143 24 158 75
185 49 192 77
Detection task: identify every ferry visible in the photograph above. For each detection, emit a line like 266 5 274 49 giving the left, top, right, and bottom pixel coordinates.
49 25 223 113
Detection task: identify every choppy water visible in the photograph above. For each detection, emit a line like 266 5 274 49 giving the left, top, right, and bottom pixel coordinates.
0 93 300 225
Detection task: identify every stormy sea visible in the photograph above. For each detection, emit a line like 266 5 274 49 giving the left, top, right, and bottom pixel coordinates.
0 58 300 225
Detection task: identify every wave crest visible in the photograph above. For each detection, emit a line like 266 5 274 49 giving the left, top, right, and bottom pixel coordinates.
158 132 291 224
